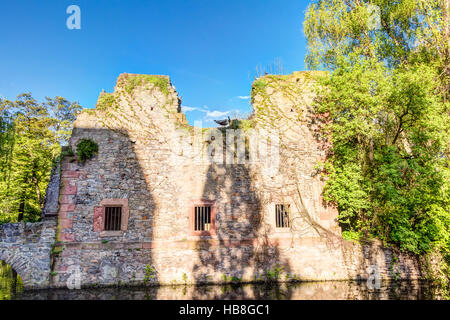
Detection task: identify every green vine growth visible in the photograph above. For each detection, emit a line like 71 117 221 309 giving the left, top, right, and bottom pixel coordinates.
122 74 170 96
143 265 157 284
76 138 99 163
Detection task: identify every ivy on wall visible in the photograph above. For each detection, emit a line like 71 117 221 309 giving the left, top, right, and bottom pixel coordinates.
76 138 99 163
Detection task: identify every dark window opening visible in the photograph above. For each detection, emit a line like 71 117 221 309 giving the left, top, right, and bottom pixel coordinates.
194 206 211 231
276 204 290 228
105 206 122 231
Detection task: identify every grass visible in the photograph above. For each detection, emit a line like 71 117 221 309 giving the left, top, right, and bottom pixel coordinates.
122 75 170 96
96 93 116 111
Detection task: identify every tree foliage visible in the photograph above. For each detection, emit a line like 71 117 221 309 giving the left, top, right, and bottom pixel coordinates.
0 94 81 223
304 0 450 258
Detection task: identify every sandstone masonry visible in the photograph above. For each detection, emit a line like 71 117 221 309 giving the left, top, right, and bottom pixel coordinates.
47 72 429 288
0 219 56 288
0 72 432 289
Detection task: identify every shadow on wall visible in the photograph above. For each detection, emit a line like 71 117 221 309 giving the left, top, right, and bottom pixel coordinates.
55 126 159 287
190 162 292 299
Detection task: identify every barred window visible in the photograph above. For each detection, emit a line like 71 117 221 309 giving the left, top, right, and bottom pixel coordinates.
194 206 211 231
104 206 122 231
275 204 290 228
189 200 216 236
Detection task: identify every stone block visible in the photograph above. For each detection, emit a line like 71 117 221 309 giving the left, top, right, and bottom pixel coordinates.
60 204 76 212
62 184 77 195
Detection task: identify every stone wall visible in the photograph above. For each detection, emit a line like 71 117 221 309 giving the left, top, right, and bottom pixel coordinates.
50 72 428 288
42 159 61 217
0 219 56 289
51 236 425 288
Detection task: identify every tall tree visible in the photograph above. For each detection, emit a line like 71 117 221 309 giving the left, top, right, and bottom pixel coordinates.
0 99 16 223
0 94 81 223
304 0 450 258
45 96 82 145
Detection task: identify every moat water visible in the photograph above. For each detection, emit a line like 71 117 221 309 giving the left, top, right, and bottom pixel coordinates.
0 262 447 300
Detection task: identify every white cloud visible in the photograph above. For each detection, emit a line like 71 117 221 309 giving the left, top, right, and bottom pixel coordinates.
181 105 197 112
237 96 250 100
180 104 232 124
205 110 230 119
181 105 210 113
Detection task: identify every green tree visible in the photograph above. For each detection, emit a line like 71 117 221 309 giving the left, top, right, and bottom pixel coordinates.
0 93 81 223
0 99 16 222
0 99 15 183
45 96 82 145
304 0 450 258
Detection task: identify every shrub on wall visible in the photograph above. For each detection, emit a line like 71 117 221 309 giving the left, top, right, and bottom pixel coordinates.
76 138 98 163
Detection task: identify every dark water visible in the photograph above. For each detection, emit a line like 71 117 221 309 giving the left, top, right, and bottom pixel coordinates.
0 261 447 300
18 281 450 300
1 269 447 300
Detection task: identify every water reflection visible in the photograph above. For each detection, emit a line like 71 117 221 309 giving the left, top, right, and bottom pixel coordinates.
0 260 446 300
1 276 446 300
0 260 23 300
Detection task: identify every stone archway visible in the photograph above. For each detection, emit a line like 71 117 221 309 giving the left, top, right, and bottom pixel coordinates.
0 249 32 286
0 219 56 289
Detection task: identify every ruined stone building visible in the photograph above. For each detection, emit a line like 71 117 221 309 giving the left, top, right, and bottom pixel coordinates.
0 72 425 289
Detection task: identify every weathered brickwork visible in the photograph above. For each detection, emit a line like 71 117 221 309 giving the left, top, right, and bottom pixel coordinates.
0 72 432 289
0 219 56 288
45 72 431 288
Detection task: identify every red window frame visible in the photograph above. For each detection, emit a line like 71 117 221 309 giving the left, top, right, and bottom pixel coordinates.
93 199 129 234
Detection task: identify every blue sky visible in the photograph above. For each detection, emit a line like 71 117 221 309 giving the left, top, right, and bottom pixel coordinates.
0 0 310 125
